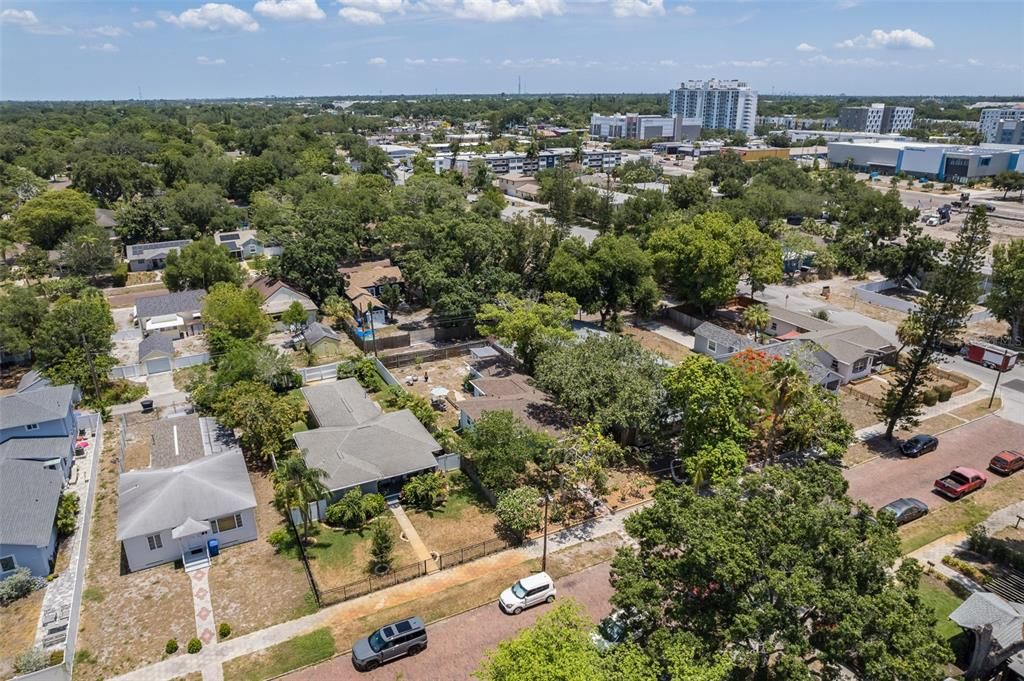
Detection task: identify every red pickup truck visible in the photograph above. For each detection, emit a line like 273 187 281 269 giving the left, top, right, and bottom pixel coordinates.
934 467 987 500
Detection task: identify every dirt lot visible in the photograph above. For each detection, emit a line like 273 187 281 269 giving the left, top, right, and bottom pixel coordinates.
121 411 159 471
104 284 170 310
623 326 691 364
397 357 474 429
0 588 46 678
839 393 880 430
174 334 207 357
845 371 978 404
844 415 1024 511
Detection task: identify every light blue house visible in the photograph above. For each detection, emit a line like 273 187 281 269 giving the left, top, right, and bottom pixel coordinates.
0 459 63 579
0 383 80 478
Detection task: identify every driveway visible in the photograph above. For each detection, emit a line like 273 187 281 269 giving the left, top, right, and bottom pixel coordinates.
844 415 1024 510
286 561 613 681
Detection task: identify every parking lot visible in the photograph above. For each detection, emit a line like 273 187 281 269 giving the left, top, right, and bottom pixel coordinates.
844 415 1024 510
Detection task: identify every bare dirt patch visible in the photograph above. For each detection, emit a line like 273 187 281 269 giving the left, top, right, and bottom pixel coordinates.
174 335 207 357
397 357 474 429
121 411 159 471
0 588 46 678
126 272 160 286
406 473 501 556
104 284 170 310
839 393 881 430
623 326 691 364
951 398 1003 421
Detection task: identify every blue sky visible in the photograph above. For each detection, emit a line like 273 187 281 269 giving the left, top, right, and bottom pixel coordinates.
1 0 1022 100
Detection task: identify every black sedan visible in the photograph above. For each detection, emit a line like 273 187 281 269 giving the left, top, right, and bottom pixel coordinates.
901 434 939 457
878 498 930 526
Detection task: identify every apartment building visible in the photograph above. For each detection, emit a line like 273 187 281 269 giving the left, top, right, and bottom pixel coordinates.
838 103 915 134
589 113 676 141
980 106 1024 143
667 79 758 137
429 148 621 176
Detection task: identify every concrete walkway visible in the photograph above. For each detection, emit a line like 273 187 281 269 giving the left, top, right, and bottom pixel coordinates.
389 504 438 571
188 567 223 681
107 502 649 681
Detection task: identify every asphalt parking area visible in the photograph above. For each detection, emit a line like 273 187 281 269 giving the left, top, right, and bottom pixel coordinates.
844 415 1024 510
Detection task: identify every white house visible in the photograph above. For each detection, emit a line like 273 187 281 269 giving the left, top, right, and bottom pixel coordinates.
795 326 896 383
134 289 206 339
126 239 192 272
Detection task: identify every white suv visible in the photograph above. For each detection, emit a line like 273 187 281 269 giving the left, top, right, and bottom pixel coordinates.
498 572 556 615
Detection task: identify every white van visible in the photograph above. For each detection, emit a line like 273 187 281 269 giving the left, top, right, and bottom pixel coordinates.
498 572 556 615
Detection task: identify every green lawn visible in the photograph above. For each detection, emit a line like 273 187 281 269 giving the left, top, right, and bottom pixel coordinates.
918 573 964 641
223 628 335 681
406 472 501 555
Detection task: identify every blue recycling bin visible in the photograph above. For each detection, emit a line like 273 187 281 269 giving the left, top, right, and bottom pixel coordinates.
207 538 220 557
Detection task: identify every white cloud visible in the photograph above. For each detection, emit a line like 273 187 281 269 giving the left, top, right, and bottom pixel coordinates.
432 56 464 64
404 57 426 64
836 28 934 50
84 25 129 37
795 42 818 52
658 59 677 67
803 54 891 67
967 58 983 66
339 6 384 22
455 0 564 22
132 19 157 29
196 55 227 64
673 4 694 14
725 58 781 68
254 0 326 20
368 56 387 65
835 0 858 8
0 8 38 25
163 3 259 31
80 42 120 53
612 0 664 18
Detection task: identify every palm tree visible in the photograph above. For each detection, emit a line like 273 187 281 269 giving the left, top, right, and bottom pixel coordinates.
272 453 329 542
763 359 807 463
741 304 770 343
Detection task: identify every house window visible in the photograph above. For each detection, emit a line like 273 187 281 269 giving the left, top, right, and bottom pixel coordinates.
853 358 869 373
147 534 163 551
770 322 777 330
213 514 243 533
831 360 839 371
0 555 15 572
706 339 718 353
25 423 39 431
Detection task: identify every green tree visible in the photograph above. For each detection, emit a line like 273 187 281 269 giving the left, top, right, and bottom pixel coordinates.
168 183 233 233
216 381 303 461
114 196 182 245
33 292 115 397
587 235 659 328
15 246 51 284
55 492 80 537
476 292 577 373
202 283 270 354
494 486 542 542
280 300 310 329
228 157 278 202
401 472 450 510
879 208 990 438
740 303 769 343
272 453 330 540
59 225 116 281
163 238 243 292
369 516 395 571
71 155 157 206
663 354 753 460
0 287 47 357
14 189 95 249
667 175 712 211
992 170 1024 199
271 234 347 305
611 465 951 680
463 410 554 493
987 239 1024 343
536 167 577 228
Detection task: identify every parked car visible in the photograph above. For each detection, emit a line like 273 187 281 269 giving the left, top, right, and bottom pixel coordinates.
590 611 626 651
985 203 996 213
934 467 987 500
989 450 1024 476
901 434 939 457
499 572 556 615
351 616 427 671
878 498 929 526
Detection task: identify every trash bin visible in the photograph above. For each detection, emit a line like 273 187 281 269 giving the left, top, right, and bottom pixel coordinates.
141 399 154 413
207 538 220 557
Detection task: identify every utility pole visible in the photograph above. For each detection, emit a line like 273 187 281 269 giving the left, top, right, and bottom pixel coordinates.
988 347 1012 408
541 492 549 572
367 306 378 357
81 333 101 402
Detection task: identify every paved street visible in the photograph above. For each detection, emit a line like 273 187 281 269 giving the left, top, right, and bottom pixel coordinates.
286 561 614 681
844 415 1024 510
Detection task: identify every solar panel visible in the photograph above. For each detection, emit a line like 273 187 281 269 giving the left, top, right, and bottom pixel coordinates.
220 233 240 241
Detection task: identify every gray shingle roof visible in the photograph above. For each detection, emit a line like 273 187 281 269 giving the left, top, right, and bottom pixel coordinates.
765 304 835 332
764 340 841 387
0 459 63 546
16 369 50 393
302 322 340 347
294 410 440 493
796 326 896 365
950 592 1024 651
301 379 381 428
0 384 75 430
694 322 757 354
116 450 256 540
149 416 206 469
0 436 72 464
134 289 207 319
138 333 174 361
127 240 192 260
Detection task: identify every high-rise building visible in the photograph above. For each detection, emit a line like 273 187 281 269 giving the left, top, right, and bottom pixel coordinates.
838 103 915 134
667 79 757 137
979 105 1024 143
589 113 676 141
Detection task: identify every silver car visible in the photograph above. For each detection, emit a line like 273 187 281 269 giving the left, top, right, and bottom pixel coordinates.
351 616 427 671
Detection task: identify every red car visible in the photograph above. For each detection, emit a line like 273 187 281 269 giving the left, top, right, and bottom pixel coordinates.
989 450 1024 476
934 467 987 500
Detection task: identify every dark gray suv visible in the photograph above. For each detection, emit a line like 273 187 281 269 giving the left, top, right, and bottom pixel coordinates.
352 616 427 671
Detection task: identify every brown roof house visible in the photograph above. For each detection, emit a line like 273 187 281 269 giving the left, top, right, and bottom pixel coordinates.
248 276 317 328
340 259 405 328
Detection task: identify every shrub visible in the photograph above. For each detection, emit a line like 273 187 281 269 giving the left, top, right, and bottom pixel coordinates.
326 489 367 529
941 555 988 584
74 649 96 664
218 622 231 640
369 517 395 571
14 647 48 674
922 389 938 406
495 486 543 543
0 568 41 606
942 182 954 191
267 527 291 551
361 493 388 520
337 358 386 393
378 385 438 432
56 491 80 537
921 182 935 189
187 638 202 654
111 261 129 287
402 472 449 510
48 650 64 666
936 385 953 402
165 639 179 654
812 309 830 321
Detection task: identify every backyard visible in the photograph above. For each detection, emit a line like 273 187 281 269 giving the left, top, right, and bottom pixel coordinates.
0 589 46 679
397 356 474 429
405 472 501 555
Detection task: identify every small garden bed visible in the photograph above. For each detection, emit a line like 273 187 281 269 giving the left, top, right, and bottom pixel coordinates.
602 467 656 513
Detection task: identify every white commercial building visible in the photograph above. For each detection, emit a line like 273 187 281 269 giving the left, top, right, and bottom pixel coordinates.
668 79 757 138
980 106 1024 144
828 140 1024 182
589 113 677 141
838 103 915 134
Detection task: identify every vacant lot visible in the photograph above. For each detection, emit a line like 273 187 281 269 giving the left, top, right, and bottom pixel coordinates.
623 326 691 364
839 393 880 430
0 588 46 679
398 356 473 428
406 472 501 556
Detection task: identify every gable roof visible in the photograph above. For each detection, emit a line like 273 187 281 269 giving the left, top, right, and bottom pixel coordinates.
461 371 568 437
214 230 259 250
0 459 63 546
16 369 51 394
694 322 757 354
149 415 206 469
302 322 340 347
0 384 76 430
248 276 317 313
0 436 73 465
762 341 842 387
340 260 404 309
796 326 896 365
135 289 207 319
765 303 835 333
294 410 440 492
127 240 192 261
950 592 1024 652
301 379 381 428
138 333 174 361
116 450 256 540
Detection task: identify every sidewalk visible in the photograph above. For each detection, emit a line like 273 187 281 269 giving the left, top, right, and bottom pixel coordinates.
853 385 991 442
108 503 648 681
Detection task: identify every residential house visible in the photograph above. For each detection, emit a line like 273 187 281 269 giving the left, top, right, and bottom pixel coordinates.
0 383 80 478
249 276 317 328
134 289 206 339
949 591 1024 680
693 322 757 359
138 333 175 375
213 230 282 260
497 173 541 201
763 304 834 338
340 260 405 328
459 351 568 437
126 239 192 272
293 380 441 504
0 460 64 579
794 326 896 383
116 416 257 572
301 322 342 359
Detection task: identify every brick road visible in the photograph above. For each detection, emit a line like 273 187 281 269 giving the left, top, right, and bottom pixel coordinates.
286 561 614 681
844 415 1024 510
